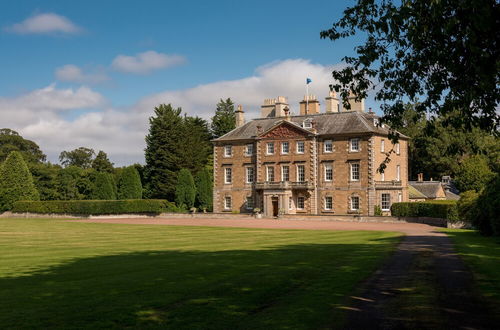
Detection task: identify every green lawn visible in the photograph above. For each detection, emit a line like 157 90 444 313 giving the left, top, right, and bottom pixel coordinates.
0 218 401 329
443 229 500 305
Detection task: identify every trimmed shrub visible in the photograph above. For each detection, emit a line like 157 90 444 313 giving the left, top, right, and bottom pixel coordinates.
12 199 179 215
195 168 213 211
474 174 500 236
175 169 196 209
91 172 116 200
117 166 142 199
457 190 479 225
0 151 39 211
391 201 459 222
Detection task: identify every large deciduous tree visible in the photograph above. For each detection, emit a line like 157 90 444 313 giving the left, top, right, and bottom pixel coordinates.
0 151 39 211
320 0 499 132
0 128 46 163
91 150 114 173
59 147 95 169
210 98 235 138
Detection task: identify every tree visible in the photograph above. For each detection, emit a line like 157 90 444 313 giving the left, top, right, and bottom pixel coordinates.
210 98 235 138
29 162 61 201
0 151 39 211
320 0 499 133
195 168 213 211
0 128 46 163
59 147 95 169
455 155 494 192
117 166 142 199
91 150 114 173
144 104 211 200
175 169 196 209
91 172 116 200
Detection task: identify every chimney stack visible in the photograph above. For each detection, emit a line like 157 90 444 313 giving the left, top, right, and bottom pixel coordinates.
235 104 245 127
346 91 365 112
325 90 340 113
299 95 320 115
417 173 423 182
260 96 289 118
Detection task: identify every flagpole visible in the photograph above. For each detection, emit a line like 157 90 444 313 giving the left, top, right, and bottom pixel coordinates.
306 81 309 114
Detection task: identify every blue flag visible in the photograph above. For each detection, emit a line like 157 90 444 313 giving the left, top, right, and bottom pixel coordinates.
306 78 312 84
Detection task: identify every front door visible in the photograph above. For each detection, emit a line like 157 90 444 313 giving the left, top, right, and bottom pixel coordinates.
272 197 279 217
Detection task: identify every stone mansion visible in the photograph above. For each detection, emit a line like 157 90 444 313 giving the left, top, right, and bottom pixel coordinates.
212 91 409 217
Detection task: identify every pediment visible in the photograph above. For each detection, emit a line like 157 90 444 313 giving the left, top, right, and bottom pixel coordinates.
260 121 311 139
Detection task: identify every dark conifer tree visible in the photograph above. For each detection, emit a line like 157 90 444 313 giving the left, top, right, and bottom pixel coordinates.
117 166 143 199
195 168 213 211
210 98 235 138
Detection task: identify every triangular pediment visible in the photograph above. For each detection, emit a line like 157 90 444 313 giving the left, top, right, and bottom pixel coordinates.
259 121 312 139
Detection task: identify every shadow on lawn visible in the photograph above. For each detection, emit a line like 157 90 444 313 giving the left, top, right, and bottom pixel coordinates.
0 241 397 330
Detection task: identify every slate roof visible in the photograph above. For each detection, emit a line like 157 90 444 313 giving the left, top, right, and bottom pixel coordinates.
445 191 460 201
214 111 408 142
408 185 427 199
408 181 444 199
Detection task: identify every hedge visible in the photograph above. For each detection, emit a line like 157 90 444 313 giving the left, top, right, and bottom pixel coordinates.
11 199 182 215
391 201 459 222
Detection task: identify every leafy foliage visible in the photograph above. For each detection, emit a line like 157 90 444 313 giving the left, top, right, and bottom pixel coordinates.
455 155 495 192
457 190 480 226
0 128 46 163
117 166 143 199
391 201 459 222
59 147 96 169
91 172 116 200
175 169 196 209
0 151 39 211
471 174 500 236
12 199 177 215
195 168 213 211
321 0 499 132
210 98 235 138
91 150 114 173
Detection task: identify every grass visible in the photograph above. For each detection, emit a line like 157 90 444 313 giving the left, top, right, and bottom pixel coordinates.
0 218 402 329
442 229 500 305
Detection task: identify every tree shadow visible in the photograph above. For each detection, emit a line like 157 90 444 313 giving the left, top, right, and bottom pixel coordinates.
0 241 398 329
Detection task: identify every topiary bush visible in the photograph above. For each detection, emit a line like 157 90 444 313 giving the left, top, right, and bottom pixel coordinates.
117 166 142 199
391 201 459 222
12 199 180 215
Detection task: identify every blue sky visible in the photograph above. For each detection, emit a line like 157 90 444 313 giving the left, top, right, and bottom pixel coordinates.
0 0 375 165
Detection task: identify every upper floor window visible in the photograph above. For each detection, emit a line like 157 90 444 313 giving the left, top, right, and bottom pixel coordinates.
281 166 290 182
381 193 391 211
381 171 385 181
224 167 232 184
350 138 360 152
381 139 385 153
395 143 400 155
296 141 305 154
224 196 232 210
350 163 360 181
224 145 232 157
281 141 289 154
324 140 333 153
266 142 275 155
324 196 333 210
245 144 254 156
324 164 333 181
297 196 305 209
297 165 305 182
266 166 275 182
350 196 360 211
246 167 254 183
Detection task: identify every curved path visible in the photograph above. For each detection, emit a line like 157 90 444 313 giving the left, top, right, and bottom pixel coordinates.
70 217 497 329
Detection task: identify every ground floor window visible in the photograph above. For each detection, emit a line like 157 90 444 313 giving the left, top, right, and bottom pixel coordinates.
350 196 360 211
324 196 333 210
246 196 253 209
224 196 232 210
297 196 305 209
381 193 391 211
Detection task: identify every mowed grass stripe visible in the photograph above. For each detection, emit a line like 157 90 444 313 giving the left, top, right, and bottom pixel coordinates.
0 218 401 329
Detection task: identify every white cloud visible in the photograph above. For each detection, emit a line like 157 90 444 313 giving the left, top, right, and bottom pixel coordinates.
2 59 345 165
4 13 82 35
55 64 109 84
111 50 186 74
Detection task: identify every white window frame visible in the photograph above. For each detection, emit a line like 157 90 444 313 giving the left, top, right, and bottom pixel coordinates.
297 196 305 210
381 171 385 181
350 163 360 181
266 166 275 182
350 196 360 211
396 165 401 181
324 196 333 210
324 163 333 182
281 165 290 182
224 167 232 184
266 142 274 155
224 196 232 210
245 144 253 156
381 139 385 153
381 193 391 211
281 141 289 154
395 143 400 155
297 165 305 182
224 145 232 157
350 138 360 152
324 140 333 153
246 196 254 210
302 120 312 128
296 141 305 154
246 167 254 183
398 192 403 202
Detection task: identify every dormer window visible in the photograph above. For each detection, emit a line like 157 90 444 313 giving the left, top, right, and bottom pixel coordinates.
302 119 312 128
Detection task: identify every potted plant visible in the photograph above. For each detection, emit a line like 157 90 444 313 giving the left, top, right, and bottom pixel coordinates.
253 208 262 219
189 207 197 217
277 208 285 219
